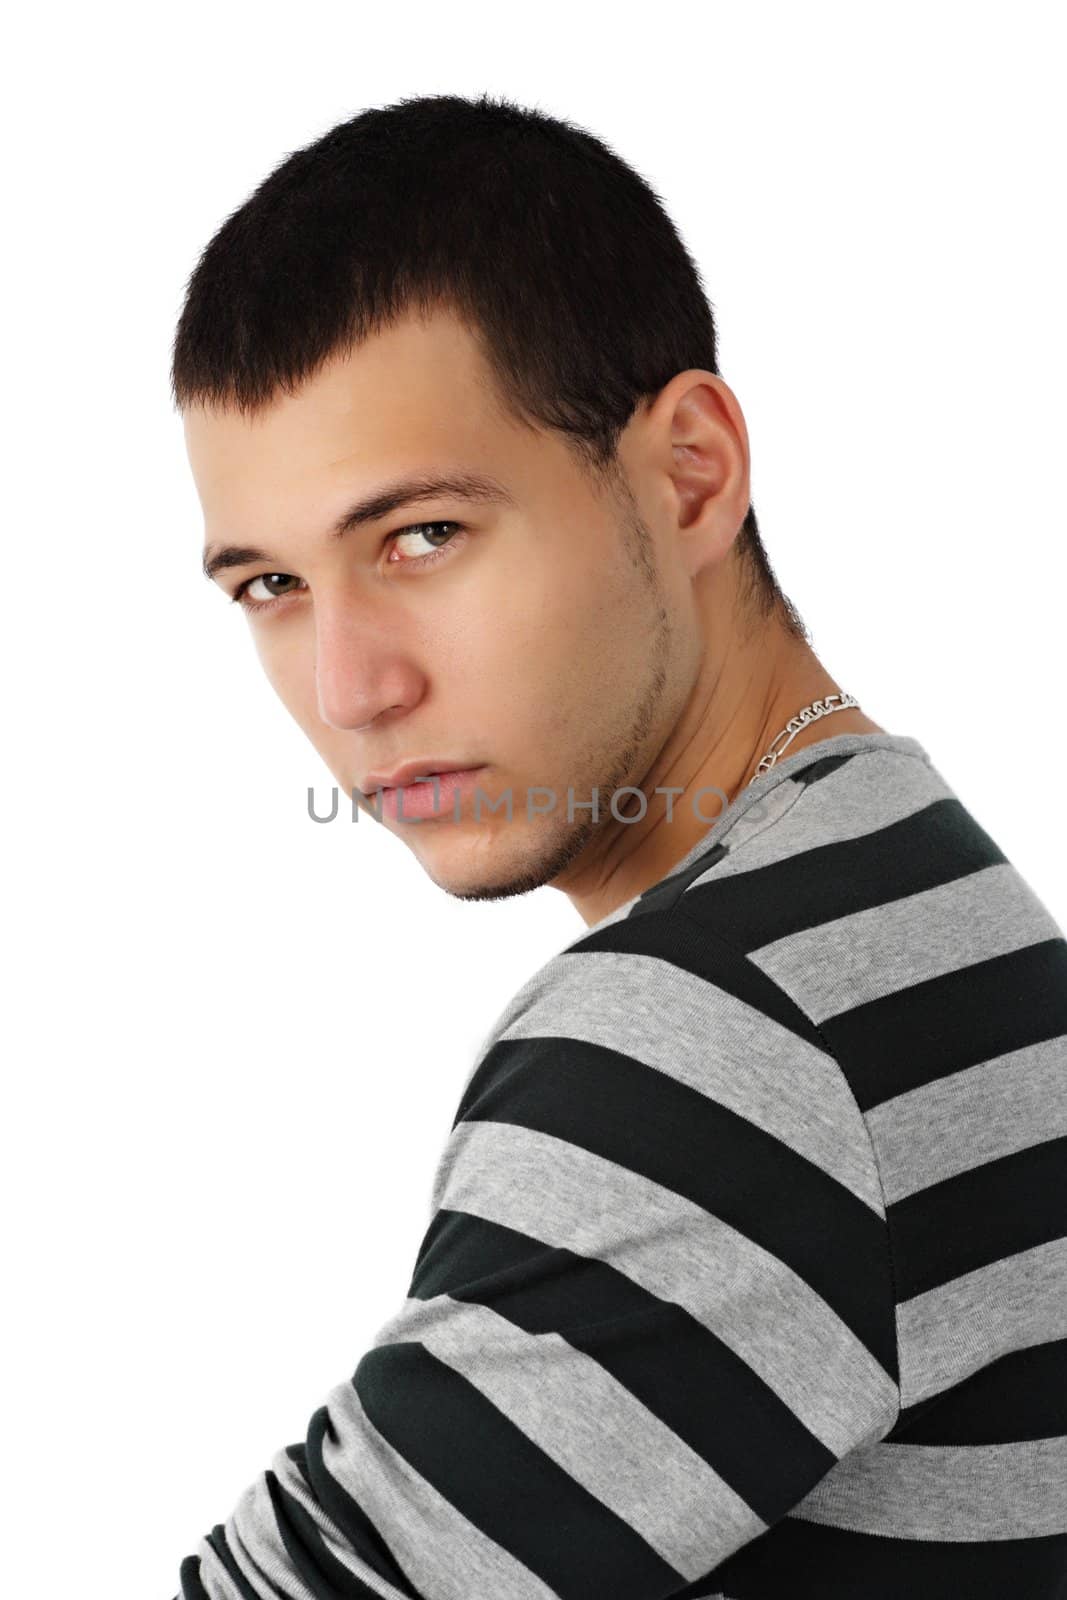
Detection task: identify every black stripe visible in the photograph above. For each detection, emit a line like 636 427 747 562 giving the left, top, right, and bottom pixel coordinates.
701 1518 1067 1599
630 752 863 928
177 1555 212 1600
567 908 827 1052
821 937 1067 1109
629 840 729 918
625 753 860 922
680 797 1005 950
204 1525 262 1600
303 1406 424 1598
889 1135 1067 1300
409 1208 835 1522
284 1438 313 1489
354 1345 683 1600
793 752 859 787
455 1032 897 1376
265 1469 387 1598
889 1337 1067 1443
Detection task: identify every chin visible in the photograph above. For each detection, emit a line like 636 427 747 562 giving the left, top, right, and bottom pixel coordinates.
409 824 562 904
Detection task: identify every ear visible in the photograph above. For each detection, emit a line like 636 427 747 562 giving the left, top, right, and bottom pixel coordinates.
658 371 752 578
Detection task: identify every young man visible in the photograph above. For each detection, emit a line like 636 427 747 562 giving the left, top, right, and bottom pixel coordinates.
171 93 1067 1599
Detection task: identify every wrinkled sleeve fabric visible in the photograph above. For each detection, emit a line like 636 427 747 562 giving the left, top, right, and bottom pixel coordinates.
175 907 900 1600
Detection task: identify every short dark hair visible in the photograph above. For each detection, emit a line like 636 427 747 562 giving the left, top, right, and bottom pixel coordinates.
171 91 805 639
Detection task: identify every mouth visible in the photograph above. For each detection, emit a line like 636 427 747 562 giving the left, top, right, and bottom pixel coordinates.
365 767 489 822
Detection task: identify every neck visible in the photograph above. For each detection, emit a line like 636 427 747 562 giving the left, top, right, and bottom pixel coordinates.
557 610 884 928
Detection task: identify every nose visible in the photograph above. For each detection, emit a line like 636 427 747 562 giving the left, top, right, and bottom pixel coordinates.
313 595 424 732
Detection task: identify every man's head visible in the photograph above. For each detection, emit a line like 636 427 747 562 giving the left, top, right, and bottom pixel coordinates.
176 93 806 905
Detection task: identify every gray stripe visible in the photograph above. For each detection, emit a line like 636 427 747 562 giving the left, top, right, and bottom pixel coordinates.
323 1377 566 1600
229 1480 320 1599
788 1435 1067 1539
572 734 932 942
194 1538 246 1600
190 1520 318 1600
437 1119 898 1454
368 1291 764 1579
896 1236 1067 1406
195 1458 382 1600
751 861 1061 1024
867 1036 1067 1202
687 750 951 889
686 775 805 878
269 1449 411 1598
497 950 885 1214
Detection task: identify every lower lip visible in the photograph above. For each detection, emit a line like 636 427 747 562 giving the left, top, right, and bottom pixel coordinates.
375 768 488 821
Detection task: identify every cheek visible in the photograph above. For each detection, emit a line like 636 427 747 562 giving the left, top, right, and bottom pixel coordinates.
482 541 622 661
471 546 649 718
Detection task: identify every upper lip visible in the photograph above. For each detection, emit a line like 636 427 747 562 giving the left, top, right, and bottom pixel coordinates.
359 759 482 796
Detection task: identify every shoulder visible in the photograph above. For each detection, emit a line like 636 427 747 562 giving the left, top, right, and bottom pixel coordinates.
430 890 900 1414
458 890 887 1227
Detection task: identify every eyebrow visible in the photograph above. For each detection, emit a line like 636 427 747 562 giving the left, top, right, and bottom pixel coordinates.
201 469 518 582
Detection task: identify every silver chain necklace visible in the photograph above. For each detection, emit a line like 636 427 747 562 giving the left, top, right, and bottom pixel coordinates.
748 691 860 785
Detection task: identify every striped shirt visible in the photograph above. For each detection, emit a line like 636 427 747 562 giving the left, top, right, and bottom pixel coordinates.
175 730 1067 1599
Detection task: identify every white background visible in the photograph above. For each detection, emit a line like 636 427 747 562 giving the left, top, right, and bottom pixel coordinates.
4 4 1065 1595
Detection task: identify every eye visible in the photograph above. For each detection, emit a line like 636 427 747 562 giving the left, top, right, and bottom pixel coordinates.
230 573 307 612
386 520 466 566
228 521 466 614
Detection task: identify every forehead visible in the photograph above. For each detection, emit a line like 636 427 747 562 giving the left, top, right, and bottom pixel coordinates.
182 307 519 525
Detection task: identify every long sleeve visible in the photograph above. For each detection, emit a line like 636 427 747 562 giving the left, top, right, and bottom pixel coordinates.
175 904 901 1600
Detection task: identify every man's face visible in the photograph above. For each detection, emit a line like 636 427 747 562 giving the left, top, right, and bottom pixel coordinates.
184 306 694 902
